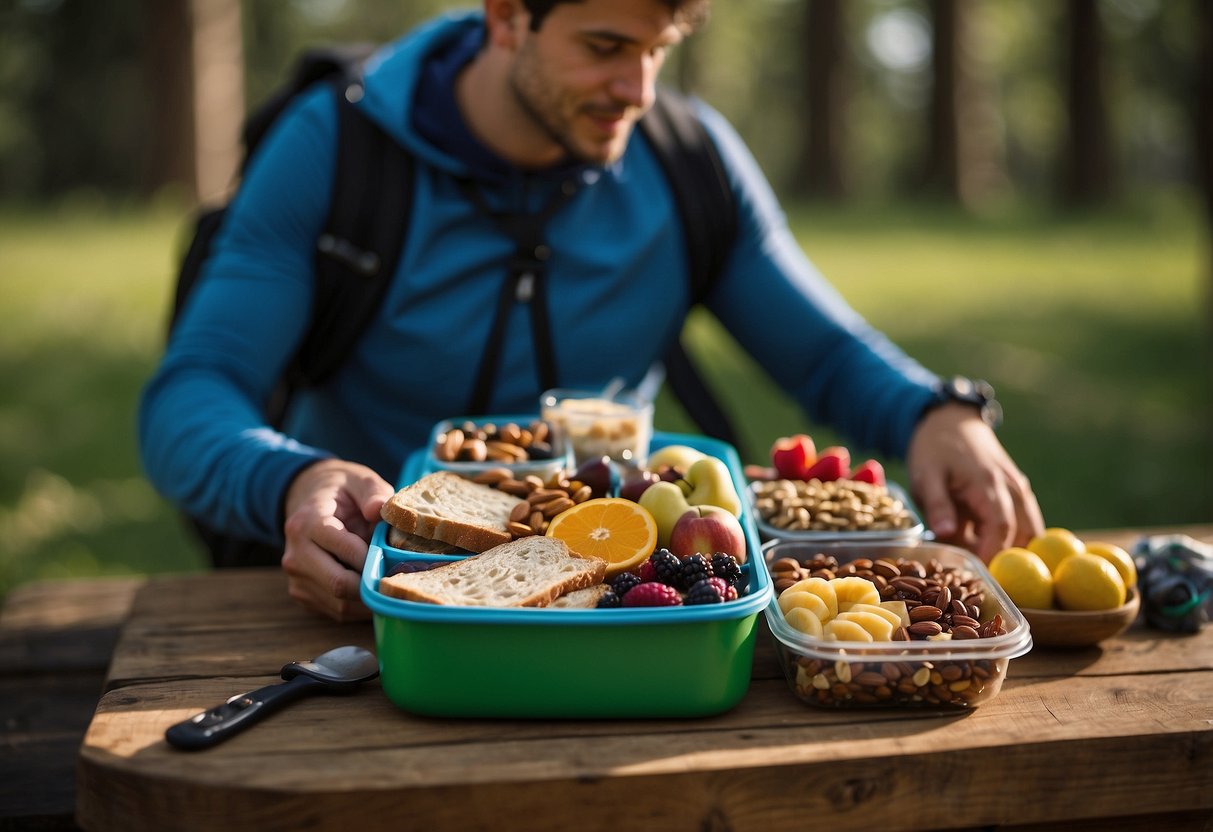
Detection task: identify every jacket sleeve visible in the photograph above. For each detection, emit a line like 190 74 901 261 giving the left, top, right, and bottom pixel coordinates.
695 102 939 459
137 87 340 544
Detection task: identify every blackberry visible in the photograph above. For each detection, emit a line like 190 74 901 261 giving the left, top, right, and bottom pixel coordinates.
678 553 713 591
684 578 724 605
710 553 743 588
611 572 643 597
596 589 622 608
650 549 682 585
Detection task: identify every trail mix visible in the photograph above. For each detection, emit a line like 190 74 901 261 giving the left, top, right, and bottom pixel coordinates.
770 553 1012 708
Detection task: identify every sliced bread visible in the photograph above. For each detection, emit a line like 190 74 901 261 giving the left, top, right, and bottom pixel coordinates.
548 584 612 609
386 526 471 556
380 471 524 552
378 536 607 607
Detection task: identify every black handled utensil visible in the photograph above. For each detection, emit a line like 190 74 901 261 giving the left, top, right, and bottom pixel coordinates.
165 645 379 751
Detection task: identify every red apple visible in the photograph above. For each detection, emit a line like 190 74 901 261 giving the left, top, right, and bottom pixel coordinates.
619 470 661 502
851 459 885 486
803 446 850 481
668 506 747 563
770 434 816 480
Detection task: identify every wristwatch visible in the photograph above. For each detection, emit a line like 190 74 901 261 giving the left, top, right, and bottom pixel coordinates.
928 375 1004 429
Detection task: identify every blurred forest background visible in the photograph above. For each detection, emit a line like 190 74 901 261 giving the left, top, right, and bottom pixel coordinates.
0 0 1209 597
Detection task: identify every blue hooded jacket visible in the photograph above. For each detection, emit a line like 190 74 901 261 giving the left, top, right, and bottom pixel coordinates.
138 11 940 544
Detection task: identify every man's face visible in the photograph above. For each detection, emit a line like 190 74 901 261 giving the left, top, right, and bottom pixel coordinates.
508 0 686 164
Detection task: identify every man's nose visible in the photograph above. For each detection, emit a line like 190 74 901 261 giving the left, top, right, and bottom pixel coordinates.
609 54 658 110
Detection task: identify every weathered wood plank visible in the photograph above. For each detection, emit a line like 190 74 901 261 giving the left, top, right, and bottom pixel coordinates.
76 671 1213 832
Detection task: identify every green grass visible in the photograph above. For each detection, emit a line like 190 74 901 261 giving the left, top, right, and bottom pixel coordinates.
1 197 1210 601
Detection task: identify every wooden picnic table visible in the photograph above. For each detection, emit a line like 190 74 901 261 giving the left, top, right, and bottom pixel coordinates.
3 525 1212 831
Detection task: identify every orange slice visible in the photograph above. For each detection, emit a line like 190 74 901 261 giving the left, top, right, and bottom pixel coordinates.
545 497 658 577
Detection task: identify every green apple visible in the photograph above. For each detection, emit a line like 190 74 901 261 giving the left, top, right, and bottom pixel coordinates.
637 481 693 549
679 456 742 517
644 444 706 474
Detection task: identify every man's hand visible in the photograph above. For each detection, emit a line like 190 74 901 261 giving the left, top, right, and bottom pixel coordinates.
280 459 395 621
906 403 1044 561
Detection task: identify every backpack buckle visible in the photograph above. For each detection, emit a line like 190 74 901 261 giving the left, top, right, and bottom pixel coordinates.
316 233 380 277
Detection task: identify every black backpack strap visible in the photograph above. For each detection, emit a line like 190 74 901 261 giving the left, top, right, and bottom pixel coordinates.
291 78 415 389
639 90 743 453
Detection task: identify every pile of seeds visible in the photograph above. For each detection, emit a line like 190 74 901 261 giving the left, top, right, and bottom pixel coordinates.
751 479 914 533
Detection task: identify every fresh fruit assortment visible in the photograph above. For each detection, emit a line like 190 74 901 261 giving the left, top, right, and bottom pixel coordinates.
433 419 558 463
751 478 914 534
989 527 1137 612
769 551 1014 708
765 433 882 485
594 549 747 608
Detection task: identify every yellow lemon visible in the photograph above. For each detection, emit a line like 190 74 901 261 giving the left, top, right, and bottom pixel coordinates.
1084 541 1137 589
989 547 1054 610
1027 527 1086 574
1053 552 1127 611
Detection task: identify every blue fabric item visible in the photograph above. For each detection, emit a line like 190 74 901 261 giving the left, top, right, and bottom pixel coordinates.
138 10 940 544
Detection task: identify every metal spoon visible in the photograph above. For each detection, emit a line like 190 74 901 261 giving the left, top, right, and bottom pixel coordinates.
165 645 379 751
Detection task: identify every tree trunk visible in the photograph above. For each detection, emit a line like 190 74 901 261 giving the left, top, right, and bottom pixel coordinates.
925 0 1006 208
141 0 195 198
1197 0 1213 361
793 0 848 200
190 0 245 204
1062 0 1112 205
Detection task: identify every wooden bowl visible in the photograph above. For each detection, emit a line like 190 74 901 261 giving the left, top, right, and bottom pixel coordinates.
1021 588 1141 648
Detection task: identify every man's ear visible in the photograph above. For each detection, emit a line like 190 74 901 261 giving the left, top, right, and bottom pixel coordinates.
483 0 529 50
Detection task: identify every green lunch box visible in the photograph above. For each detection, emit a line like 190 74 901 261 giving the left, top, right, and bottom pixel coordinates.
360 430 773 718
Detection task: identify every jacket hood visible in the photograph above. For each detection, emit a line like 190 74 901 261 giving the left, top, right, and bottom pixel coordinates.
357 10 486 178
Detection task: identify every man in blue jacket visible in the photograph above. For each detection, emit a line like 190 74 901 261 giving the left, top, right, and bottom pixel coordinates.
140 0 1043 620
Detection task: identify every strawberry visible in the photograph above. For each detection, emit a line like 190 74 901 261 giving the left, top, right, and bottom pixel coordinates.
621 582 683 607
851 459 886 486
802 446 850 482
770 434 816 480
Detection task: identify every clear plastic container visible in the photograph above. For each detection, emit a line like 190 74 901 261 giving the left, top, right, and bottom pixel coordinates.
748 480 926 543
763 540 1032 709
539 388 653 467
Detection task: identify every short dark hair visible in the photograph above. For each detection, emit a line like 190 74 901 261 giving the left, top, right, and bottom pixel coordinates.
520 0 710 33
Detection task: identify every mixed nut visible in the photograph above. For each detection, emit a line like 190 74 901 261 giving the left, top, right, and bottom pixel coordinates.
469 467 594 538
432 420 557 464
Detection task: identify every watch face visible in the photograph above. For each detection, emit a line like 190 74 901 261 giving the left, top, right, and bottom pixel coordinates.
941 376 1002 428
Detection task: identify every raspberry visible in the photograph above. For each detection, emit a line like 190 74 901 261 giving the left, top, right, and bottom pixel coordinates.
678 553 713 590
596 589 622 608
622 582 683 607
611 572 643 597
684 578 724 605
710 553 743 588
637 559 658 583
708 576 738 601
649 549 682 585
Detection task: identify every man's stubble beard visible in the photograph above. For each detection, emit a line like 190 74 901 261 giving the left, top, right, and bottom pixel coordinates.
508 45 635 165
